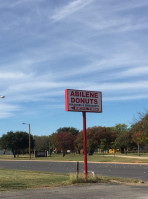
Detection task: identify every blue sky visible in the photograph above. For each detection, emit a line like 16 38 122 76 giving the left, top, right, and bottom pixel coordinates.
0 0 148 136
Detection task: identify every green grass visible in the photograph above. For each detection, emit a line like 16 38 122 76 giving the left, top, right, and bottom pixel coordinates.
0 153 148 163
69 173 142 184
0 169 143 191
0 169 69 191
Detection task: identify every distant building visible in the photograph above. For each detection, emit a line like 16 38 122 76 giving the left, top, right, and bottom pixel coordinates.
0 149 12 155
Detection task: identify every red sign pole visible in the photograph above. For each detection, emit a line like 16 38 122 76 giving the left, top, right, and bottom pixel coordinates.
83 111 87 179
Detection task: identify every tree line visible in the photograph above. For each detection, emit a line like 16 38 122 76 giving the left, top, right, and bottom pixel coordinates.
0 113 148 157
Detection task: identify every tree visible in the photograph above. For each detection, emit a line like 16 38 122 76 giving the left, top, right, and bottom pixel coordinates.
49 133 58 153
112 124 128 135
131 113 148 144
0 131 15 153
0 131 34 158
49 127 79 156
100 139 107 153
87 135 98 155
115 131 132 153
141 113 148 138
130 112 148 153
54 132 75 157
49 127 78 157
75 131 83 154
86 127 99 155
56 127 79 136
75 126 117 155
34 136 49 151
131 131 146 156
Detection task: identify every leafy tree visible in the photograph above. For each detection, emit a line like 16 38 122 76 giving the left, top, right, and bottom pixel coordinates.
49 128 78 157
115 131 132 153
140 113 148 137
34 136 49 151
0 131 15 153
131 131 146 156
131 113 148 144
0 131 34 158
49 127 79 156
100 139 107 153
86 127 99 155
49 133 58 152
54 132 75 157
75 126 117 155
56 127 79 136
130 112 148 153
87 135 98 155
74 131 83 154
112 124 128 135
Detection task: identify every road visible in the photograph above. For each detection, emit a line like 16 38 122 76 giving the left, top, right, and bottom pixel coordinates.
0 160 148 181
0 184 148 199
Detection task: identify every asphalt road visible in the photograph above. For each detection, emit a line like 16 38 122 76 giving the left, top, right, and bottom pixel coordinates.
0 184 148 199
0 160 148 181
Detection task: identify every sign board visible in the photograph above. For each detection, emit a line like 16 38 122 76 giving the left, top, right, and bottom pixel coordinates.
35 151 47 157
65 89 102 113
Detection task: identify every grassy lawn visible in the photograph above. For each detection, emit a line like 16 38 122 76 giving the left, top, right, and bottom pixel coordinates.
0 169 69 191
0 153 148 163
0 169 142 191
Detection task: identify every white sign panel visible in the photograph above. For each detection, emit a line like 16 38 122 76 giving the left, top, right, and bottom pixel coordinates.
65 89 102 113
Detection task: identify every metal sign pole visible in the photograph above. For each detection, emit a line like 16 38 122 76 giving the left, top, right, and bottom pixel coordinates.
83 111 87 179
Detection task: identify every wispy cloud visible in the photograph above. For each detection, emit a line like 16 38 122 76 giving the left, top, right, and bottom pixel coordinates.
113 1 148 12
51 0 94 21
102 66 148 80
87 81 148 92
0 0 42 8
0 103 21 118
0 72 28 79
104 94 148 102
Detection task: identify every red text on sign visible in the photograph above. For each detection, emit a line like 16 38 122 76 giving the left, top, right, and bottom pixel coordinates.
71 98 98 104
70 91 98 98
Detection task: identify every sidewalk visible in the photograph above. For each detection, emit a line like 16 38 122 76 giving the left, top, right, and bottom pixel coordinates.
104 154 148 159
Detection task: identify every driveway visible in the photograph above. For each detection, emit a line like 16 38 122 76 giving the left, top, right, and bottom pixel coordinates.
0 183 148 199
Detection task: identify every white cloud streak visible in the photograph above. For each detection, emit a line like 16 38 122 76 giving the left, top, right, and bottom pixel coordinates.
0 103 21 118
113 1 148 12
103 66 148 80
87 81 148 91
0 72 28 79
51 0 94 21
104 94 148 102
